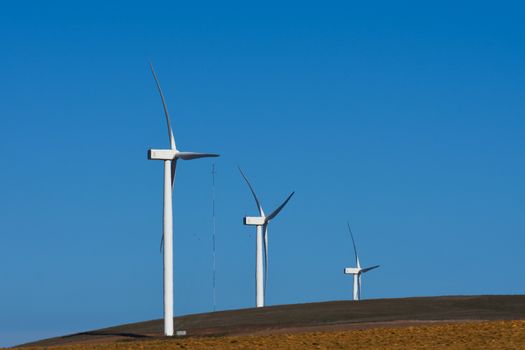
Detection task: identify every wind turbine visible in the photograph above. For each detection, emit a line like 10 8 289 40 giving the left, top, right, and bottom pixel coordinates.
147 63 219 336
344 223 379 301
239 167 294 308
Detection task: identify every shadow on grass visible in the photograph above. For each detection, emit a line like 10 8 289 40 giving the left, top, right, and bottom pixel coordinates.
62 332 151 340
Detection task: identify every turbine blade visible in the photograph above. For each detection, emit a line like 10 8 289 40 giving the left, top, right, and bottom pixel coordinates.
177 152 220 160
238 167 264 216
361 265 380 273
149 62 176 150
160 234 164 253
263 224 269 292
265 192 295 222
171 159 177 188
347 222 360 268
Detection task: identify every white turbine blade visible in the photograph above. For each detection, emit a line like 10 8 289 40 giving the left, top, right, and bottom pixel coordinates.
149 62 176 150
171 159 177 188
238 167 264 216
263 224 269 292
361 265 380 273
347 222 360 268
265 192 295 222
177 152 220 160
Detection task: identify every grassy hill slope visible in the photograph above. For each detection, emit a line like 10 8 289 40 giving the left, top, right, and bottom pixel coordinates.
18 295 525 347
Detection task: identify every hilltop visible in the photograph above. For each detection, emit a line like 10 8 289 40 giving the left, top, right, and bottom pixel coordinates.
18 295 525 347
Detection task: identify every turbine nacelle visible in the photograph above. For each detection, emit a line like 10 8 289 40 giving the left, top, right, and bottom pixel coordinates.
244 216 266 226
344 267 361 275
148 149 178 160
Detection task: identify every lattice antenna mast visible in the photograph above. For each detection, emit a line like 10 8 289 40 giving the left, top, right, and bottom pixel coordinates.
211 163 217 311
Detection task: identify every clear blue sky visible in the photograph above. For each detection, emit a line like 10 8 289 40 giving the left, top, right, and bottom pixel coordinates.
1 0 524 346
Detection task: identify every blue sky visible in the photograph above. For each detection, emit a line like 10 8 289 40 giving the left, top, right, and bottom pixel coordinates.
1 0 524 347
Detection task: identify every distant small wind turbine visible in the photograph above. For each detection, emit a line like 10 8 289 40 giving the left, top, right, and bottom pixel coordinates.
344 223 379 301
239 167 294 308
147 63 219 336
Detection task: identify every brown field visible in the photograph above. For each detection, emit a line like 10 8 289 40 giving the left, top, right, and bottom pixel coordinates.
10 320 525 350
12 296 525 349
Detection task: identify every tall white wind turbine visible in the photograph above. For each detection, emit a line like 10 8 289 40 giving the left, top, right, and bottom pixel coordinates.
147 63 219 336
239 167 294 308
344 223 379 301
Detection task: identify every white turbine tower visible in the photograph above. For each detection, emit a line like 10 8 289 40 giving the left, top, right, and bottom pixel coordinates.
147 63 219 336
344 223 379 301
239 167 294 308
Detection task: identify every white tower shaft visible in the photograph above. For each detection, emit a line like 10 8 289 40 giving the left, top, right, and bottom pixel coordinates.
163 160 174 336
256 225 264 307
358 274 362 300
353 273 359 301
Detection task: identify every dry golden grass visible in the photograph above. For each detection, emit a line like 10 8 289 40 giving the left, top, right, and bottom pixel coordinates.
12 320 525 350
